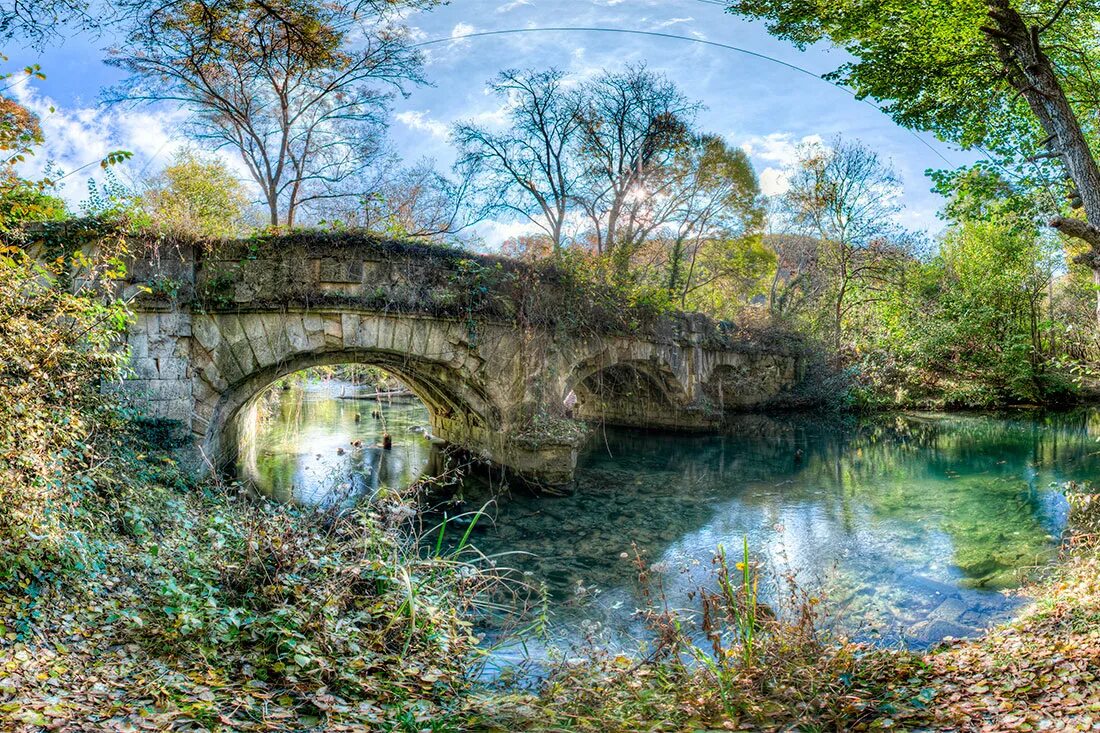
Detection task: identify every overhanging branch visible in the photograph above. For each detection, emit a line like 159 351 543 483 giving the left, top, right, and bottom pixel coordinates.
1050 215 1100 248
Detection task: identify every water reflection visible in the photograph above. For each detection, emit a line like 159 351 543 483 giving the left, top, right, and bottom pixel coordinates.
463 411 1086 655
238 384 1094 655
237 380 433 506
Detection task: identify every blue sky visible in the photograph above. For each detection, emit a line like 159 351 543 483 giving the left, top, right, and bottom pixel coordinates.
5 0 972 245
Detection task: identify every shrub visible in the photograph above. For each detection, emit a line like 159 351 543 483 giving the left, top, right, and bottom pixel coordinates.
0 244 132 594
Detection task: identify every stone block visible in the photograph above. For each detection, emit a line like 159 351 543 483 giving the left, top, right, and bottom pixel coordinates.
230 338 257 376
149 399 192 423
192 396 217 427
157 357 189 380
157 312 184 335
192 372 220 403
285 313 310 352
323 314 343 346
151 379 192 401
357 315 381 349
128 334 149 358
130 357 160 379
233 280 259 303
341 313 361 347
219 315 246 347
319 257 362 284
260 314 292 359
207 342 243 384
192 315 222 352
120 378 155 398
241 315 275 366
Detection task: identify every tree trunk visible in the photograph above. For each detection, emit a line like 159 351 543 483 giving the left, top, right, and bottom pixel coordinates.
984 0 1100 327
1093 267 1100 331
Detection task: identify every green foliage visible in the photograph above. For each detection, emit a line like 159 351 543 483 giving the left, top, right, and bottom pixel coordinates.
727 0 1054 159
0 178 66 225
852 206 1073 408
0 244 132 597
726 0 1100 262
141 149 250 240
0 62 63 232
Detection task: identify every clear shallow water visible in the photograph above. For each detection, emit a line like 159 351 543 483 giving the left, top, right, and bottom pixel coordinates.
237 380 433 506
466 413 1085 660
240 383 1099 655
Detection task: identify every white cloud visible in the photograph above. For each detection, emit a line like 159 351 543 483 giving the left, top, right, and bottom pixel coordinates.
740 132 825 168
758 167 789 197
395 110 451 140
10 79 181 202
654 17 693 29
475 219 542 249
496 0 531 12
450 22 477 46
739 133 827 196
9 77 255 208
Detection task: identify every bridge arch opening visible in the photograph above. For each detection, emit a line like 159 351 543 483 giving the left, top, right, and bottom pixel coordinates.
236 364 444 505
203 348 500 502
566 359 687 428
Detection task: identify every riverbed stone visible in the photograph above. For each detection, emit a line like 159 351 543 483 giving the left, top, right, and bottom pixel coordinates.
908 618 977 644
927 596 969 624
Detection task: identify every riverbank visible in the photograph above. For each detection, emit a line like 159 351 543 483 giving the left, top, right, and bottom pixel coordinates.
3 418 1099 731
480 514 1100 732
0 426 491 731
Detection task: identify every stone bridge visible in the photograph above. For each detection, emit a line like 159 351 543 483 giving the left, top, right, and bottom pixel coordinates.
117 234 807 487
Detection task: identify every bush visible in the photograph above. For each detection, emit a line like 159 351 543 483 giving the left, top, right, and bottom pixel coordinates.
0 244 131 595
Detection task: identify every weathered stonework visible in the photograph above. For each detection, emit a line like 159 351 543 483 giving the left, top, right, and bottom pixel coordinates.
118 238 808 487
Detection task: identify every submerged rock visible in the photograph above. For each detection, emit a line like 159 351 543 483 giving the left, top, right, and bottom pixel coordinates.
908 618 977 645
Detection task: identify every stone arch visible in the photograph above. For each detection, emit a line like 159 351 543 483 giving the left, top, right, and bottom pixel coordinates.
701 353 802 410
564 355 690 429
188 310 502 471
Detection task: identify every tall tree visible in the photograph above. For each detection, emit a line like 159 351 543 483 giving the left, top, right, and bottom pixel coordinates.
657 135 763 305
453 68 583 255
107 0 426 227
727 0 1100 325
574 64 698 263
455 64 708 272
782 138 912 350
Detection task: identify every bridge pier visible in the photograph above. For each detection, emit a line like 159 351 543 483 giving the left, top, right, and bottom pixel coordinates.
431 413 580 489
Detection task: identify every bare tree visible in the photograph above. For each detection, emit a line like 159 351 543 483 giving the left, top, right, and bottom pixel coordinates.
455 64 712 273
0 0 96 46
766 232 826 320
106 0 427 227
453 68 583 256
782 137 912 350
317 159 475 240
574 64 698 264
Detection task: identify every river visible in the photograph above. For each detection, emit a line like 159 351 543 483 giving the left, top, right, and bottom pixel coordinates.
239 379 1094 666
